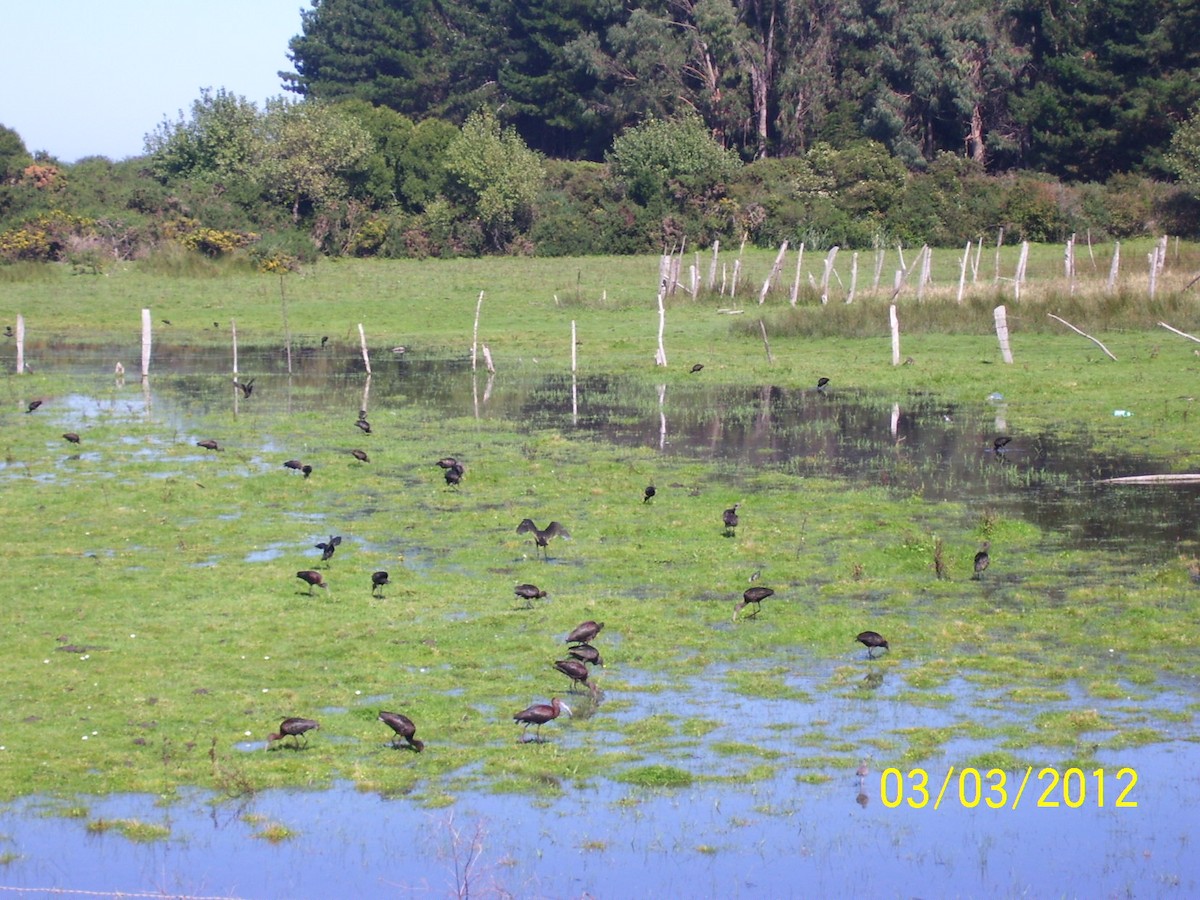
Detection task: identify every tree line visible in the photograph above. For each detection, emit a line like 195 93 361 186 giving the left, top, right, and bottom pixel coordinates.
283 0 1199 179
2 0 1200 266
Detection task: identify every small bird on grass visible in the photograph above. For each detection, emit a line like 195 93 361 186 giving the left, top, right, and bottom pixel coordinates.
517 519 570 557
196 439 222 451
856 631 890 658
316 535 342 562
973 541 991 580
371 571 390 596
283 459 304 471
296 570 327 594
566 620 603 644
722 502 741 536
514 583 547 608
443 461 464 488
514 697 572 743
355 418 372 435
351 449 370 463
690 363 704 373
554 659 598 697
817 377 830 392
26 400 43 413
62 432 80 444
993 436 1011 452
566 643 604 667
267 717 319 749
643 485 656 503
378 711 424 751
733 586 774 620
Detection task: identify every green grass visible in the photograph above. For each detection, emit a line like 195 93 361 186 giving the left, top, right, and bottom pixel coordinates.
0 248 1197 801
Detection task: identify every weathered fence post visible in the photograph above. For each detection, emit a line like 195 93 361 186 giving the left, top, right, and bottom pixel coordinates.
957 242 971 304
1107 242 1120 292
14 314 24 374
358 323 372 375
1014 242 1029 301
759 241 788 304
141 308 152 379
655 289 668 366
846 252 859 304
471 291 485 372
994 305 1014 364
890 305 901 366
707 241 720 290
788 243 805 306
820 246 839 305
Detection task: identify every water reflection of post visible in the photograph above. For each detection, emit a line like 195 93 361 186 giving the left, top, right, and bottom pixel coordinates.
571 320 578 426
658 384 667 451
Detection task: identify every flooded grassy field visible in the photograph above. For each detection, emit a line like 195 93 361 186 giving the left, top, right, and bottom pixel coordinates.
1 328 1198 895
4 237 1200 895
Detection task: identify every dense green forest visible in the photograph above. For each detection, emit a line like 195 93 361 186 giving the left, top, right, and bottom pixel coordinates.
3 0 1200 265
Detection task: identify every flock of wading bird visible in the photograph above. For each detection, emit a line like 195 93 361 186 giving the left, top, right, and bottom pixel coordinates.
24 377 1000 753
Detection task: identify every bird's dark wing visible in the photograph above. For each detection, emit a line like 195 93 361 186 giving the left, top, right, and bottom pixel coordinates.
545 522 571 539
516 519 538 535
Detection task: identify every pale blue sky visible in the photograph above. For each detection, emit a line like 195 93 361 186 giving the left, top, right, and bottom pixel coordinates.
1 1 308 162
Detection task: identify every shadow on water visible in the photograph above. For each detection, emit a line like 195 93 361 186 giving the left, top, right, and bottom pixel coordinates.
6 343 1199 894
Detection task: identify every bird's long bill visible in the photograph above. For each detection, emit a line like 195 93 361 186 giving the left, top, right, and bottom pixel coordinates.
559 701 574 718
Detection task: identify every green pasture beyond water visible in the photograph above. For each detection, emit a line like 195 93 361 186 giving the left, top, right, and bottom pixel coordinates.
1 244 1199 804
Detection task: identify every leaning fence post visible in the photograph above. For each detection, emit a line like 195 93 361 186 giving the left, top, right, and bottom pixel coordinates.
358 323 372 375
655 289 668 366
994 305 1014 364
471 291 484 372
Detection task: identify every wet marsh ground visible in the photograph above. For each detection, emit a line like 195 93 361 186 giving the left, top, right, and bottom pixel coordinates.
1 250 1199 894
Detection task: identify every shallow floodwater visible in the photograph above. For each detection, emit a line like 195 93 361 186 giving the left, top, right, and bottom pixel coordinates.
3 744 1197 897
4 342 1198 896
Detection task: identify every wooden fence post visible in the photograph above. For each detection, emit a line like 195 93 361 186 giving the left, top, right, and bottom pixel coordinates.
890 305 901 366
994 305 1014 364
141 309 152 379
15 314 24 374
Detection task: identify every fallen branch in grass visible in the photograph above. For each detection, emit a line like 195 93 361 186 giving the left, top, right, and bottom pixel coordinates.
1047 313 1117 361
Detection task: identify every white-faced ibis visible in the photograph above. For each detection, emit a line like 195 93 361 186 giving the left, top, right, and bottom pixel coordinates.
351 449 369 463
973 541 991 580
690 363 704 373
734 586 774 620
436 457 460 470
993 436 1011 452
643 485 656 503
355 418 372 435
856 630 889 658
301 465 312 478
196 439 222 451
283 459 304 471
26 400 43 413
514 583 547 608
233 377 254 398
378 710 424 751
566 620 603 644
517 519 571 557
817 377 830 392
443 462 464 487
722 503 741 535
63 432 80 444
514 697 572 743
296 570 327 594
371 571 390 596
566 643 604 667
554 659 598 696
316 535 343 562
267 716 319 749
321 335 329 347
